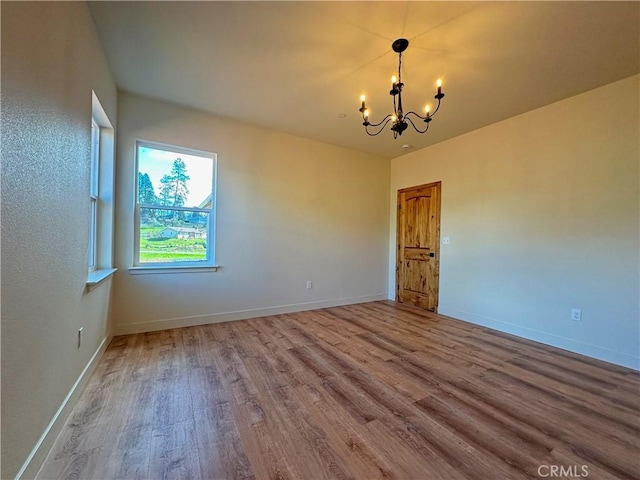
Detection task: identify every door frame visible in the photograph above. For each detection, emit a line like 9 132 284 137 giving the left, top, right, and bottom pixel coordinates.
395 181 442 311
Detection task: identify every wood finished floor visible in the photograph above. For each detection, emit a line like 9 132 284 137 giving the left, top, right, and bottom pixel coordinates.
37 301 640 480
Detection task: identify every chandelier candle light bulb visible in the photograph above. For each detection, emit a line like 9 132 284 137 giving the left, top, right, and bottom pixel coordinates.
358 38 446 138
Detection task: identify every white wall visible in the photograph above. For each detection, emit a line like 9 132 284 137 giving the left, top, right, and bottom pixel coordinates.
113 93 390 334
1 2 117 478
389 75 640 369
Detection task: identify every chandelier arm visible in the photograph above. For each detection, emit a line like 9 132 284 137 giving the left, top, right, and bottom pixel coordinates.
365 117 393 136
403 97 444 122
366 114 393 129
429 97 444 117
405 115 430 134
405 111 426 121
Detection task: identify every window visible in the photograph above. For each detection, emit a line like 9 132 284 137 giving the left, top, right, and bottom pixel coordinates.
89 119 100 271
134 140 217 269
87 91 116 287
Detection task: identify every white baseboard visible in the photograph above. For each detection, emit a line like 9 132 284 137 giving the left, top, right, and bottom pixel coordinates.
16 335 112 480
438 306 640 371
113 294 387 336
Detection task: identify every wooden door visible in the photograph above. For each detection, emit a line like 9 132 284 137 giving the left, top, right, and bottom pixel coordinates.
396 182 441 311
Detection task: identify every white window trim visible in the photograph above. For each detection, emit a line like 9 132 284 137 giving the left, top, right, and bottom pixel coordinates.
128 266 220 275
87 268 118 289
87 91 117 287
132 139 218 272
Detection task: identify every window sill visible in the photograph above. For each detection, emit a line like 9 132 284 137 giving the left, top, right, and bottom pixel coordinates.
128 265 221 275
86 268 117 290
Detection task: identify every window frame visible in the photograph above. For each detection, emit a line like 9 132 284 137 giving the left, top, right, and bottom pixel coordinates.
133 139 218 271
87 91 117 288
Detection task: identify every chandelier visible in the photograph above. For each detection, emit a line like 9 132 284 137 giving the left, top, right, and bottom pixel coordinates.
359 38 445 138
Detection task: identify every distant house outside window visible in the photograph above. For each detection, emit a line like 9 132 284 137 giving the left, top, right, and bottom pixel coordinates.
134 140 217 268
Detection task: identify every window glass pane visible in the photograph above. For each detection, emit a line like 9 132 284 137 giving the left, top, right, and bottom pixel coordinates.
90 120 100 196
137 145 213 208
139 207 209 263
89 198 97 268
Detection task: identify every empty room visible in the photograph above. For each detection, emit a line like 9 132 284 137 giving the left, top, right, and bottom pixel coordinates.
2 1 639 479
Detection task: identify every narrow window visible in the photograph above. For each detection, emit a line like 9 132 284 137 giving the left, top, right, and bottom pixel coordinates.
87 91 116 286
88 118 100 271
134 141 216 267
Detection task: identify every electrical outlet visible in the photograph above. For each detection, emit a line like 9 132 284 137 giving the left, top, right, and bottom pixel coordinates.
306 281 313 290
442 236 451 245
571 308 582 322
78 327 83 348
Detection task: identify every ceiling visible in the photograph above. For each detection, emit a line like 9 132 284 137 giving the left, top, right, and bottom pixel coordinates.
88 1 639 159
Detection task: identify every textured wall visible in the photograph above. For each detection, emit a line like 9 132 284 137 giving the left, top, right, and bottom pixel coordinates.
113 93 390 333
1 2 117 477
389 75 640 369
